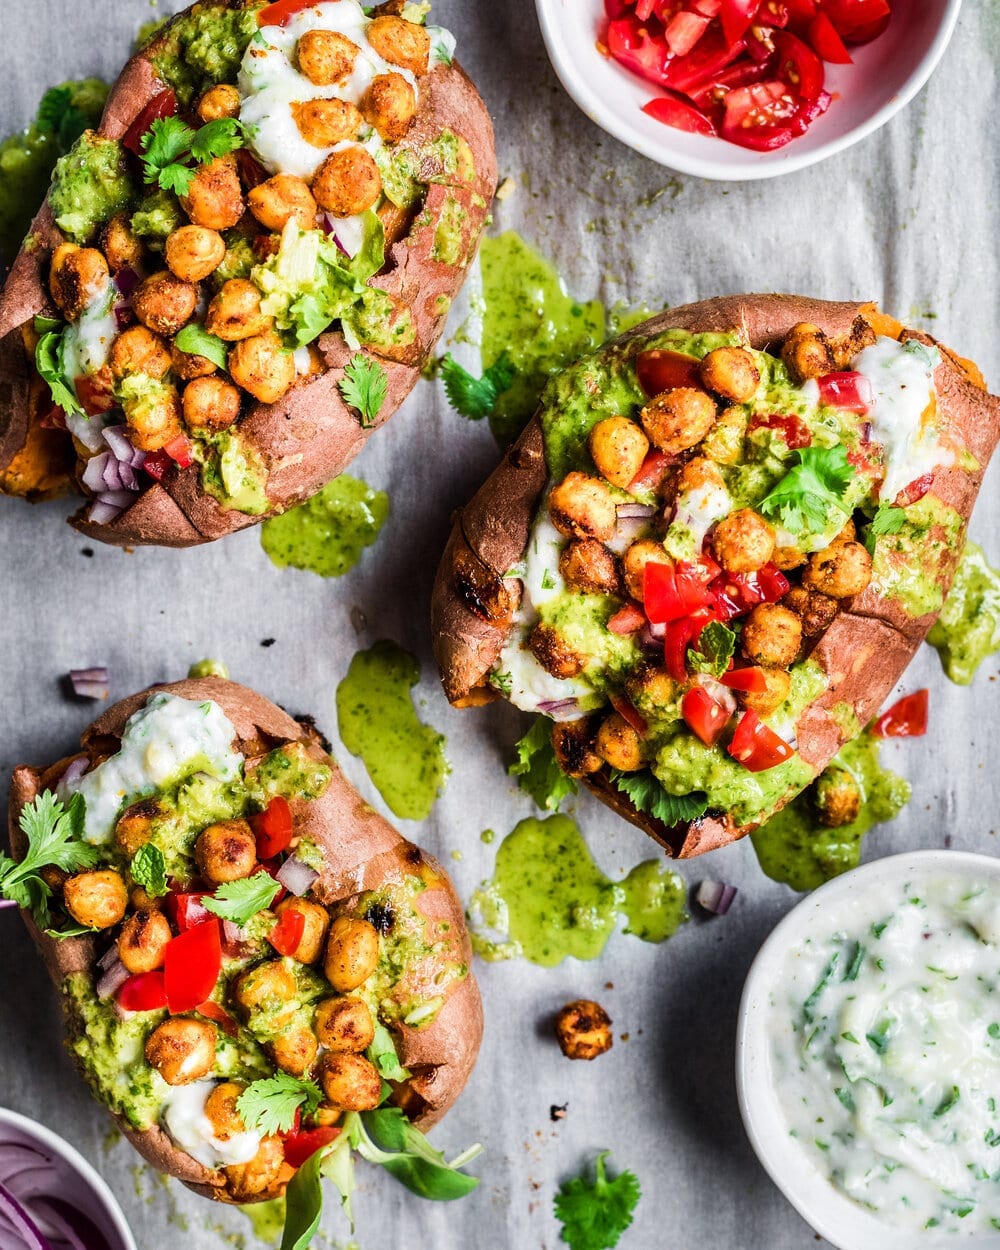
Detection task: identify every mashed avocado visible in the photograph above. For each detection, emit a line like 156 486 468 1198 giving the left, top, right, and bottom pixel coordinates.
149 4 265 106
131 187 185 247
871 494 964 618
49 130 132 244
197 430 270 515
430 196 468 266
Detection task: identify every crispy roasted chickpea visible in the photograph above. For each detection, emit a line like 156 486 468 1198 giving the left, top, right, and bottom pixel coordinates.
63 870 128 930
772 545 807 571
145 1018 217 1085
640 387 716 454
319 1052 382 1112
228 330 297 403
133 270 198 337
165 225 226 283
274 898 331 964
205 279 271 342
181 154 245 231
313 1103 343 1128
548 472 617 541
291 98 363 148
122 383 183 451
833 518 857 545
223 1136 285 1202
701 405 748 465
711 508 775 574
101 213 144 272
555 1000 612 1061
829 315 877 370
117 908 172 974
49 243 109 320
312 146 382 217
271 1026 318 1077
741 603 802 669
361 72 416 142
675 455 725 497
205 1082 247 1139
115 799 164 855
588 416 649 489
623 538 668 603
814 765 863 828
182 376 241 432
739 667 792 718
109 326 172 381
247 173 318 231
170 341 218 380
197 84 242 123
529 623 585 680
129 885 162 912
626 666 679 718
558 539 620 596
315 997 375 1052
801 540 873 599
699 346 760 402
551 718 602 778
297 28 360 85
366 15 431 74
784 585 839 637
595 713 644 772
233 960 297 1018
195 819 257 885
324 916 380 992
781 322 833 384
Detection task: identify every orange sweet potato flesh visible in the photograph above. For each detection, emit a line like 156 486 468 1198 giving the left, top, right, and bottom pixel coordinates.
431 293 1000 857
0 1 497 547
8 677 482 1202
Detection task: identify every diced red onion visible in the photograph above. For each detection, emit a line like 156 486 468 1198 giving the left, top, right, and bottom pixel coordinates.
112 268 138 298
96 490 135 510
69 668 109 701
87 499 122 525
96 945 120 972
616 503 656 519
645 620 666 641
696 880 738 916
607 515 649 555
536 698 581 721
275 856 319 898
860 422 873 443
638 626 662 654
81 454 110 494
102 426 145 470
112 306 133 331
694 674 736 715
321 213 362 258
0 1182 49 1250
0 899 19 911
95 958 129 1001
58 758 88 788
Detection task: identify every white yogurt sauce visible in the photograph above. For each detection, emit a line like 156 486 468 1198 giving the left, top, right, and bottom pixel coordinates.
162 1081 261 1169
60 693 243 845
63 277 116 453
664 476 732 561
768 875 1000 1234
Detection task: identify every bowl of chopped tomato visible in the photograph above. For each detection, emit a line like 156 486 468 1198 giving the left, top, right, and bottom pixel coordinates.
533 0 962 179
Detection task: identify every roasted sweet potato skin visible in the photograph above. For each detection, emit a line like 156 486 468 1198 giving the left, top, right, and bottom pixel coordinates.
0 1 497 548
431 294 1000 856
8 677 482 1201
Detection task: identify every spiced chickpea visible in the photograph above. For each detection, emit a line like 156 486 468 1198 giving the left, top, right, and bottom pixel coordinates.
741 603 802 669
555 1000 612 1061
271 1026 318 1077
324 916 380 992
194 819 257 885
109 326 172 381
801 541 872 599
623 538 668 603
234 960 297 1018
274 897 330 964
711 508 775 574
595 713 644 772
170 342 218 380
312 146 382 217
784 585 838 637
144 1018 217 1085
63 870 128 929
297 28 360 85
361 73 416 142
101 214 144 272
223 1136 285 1202
548 472 617 541
558 539 619 596
204 1082 247 1139
640 387 716 454
49 244 109 320
701 405 748 465
291 98 363 148
133 271 198 337
165 225 226 283
114 798 162 856
626 666 679 718
833 518 857 545
122 383 183 452
366 15 431 75
551 718 602 778
675 455 725 497
588 416 649 489
529 623 586 680
781 322 833 384
699 346 760 402
814 766 863 828
319 1052 382 1112
772 545 807 571
117 909 172 974
247 174 318 231
205 279 271 342
197 84 242 123
739 667 792 718
181 155 245 231
315 997 375 1052
182 376 241 432
228 331 297 404
829 316 877 370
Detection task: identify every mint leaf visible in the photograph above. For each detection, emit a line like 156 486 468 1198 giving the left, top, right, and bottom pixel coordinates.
130 843 168 898
687 621 736 678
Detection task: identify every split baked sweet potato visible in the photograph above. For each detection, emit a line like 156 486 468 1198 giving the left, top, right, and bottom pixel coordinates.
0 0 496 547
432 294 1000 857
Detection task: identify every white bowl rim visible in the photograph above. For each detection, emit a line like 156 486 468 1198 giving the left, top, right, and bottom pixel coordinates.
534 0 964 181
736 849 1000 1250
0 1107 138 1250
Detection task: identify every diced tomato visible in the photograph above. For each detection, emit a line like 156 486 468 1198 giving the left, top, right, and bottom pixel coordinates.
872 689 928 738
282 1127 341 1169
607 18 672 87
682 687 730 747
719 80 798 149
627 449 673 494
821 0 890 44
268 907 305 958
817 371 874 413
750 412 812 448
772 30 825 101
258 0 318 26
122 89 177 155
710 562 788 620
807 11 852 61
251 795 294 860
610 691 648 736
164 434 195 469
605 0 633 16
167 891 212 932
719 0 761 45
757 562 790 601
689 57 772 109
143 451 172 482
662 25 747 93
608 602 647 635
643 93 718 135
38 403 66 431
75 374 115 417
117 971 168 1013
727 709 794 771
636 0 658 19
164 919 222 1015
665 10 711 54
637 349 703 397
779 0 819 28
664 607 717 681
196 1000 239 1037
893 473 934 508
645 561 712 624
721 666 769 693
689 0 724 16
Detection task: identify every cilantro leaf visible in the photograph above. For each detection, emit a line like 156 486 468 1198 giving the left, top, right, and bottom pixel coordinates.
864 502 906 555
35 330 84 418
173 324 229 371
36 85 91 150
367 1022 411 1083
130 843 168 898
189 118 252 164
509 718 578 812
554 1151 641 1250
238 1072 323 1137
759 445 856 536
140 116 197 194
201 870 280 926
609 769 708 826
0 792 97 930
439 352 515 420
339 354 388 428
687 621 736 678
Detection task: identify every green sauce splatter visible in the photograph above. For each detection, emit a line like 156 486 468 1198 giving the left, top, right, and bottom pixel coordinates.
239 1197 286 1244
468 814 687 965
260 475 389 578
927 541 1000 684
751 732 911 892
336 640 449 820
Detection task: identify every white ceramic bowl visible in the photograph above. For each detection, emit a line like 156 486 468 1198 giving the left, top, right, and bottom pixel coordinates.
736 850 1000 1250
0 1108 137 1250
534 0 963 180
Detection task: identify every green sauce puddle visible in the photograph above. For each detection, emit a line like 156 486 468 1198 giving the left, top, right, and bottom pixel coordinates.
927 540 1000 684
260 474 389 578
239 1197 286 1244
468 814 687 965
750 732 911 893
336 640 449 820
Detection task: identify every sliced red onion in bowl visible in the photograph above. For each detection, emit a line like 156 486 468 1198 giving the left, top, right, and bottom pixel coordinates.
0 1181 49 1250
29 1197 115 1250
95 958 129 1002
69 668 109 701
276 856 319 897
696 880 738 916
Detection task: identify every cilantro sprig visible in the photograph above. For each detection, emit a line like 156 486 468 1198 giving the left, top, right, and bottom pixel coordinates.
759 445 857 536
34 323 84 419
864 501 906 555
554 1151 641 1250
237 1073 323 1137
339 355 388 428
609 769 708 826
201 870 280 926
140 116 253 196
509 717 578 812
439 352 515 420
0 792 97 930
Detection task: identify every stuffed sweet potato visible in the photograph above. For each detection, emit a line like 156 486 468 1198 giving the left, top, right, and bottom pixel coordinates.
0 0 496 547
432 295 1000 857
6 677 482 1223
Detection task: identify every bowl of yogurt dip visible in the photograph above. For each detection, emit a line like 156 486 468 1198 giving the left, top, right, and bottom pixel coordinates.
737 851 1000 1249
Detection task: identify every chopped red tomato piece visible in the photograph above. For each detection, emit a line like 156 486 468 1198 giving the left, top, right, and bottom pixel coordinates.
196 1000 239 1037
750 412 812 448
258 0 317 26
167 891 211 932
721 666 769 693
728 710 794 771
627 450 673 495
75 375 115 417
807 12 852 62
757 562 791 601
773 30 825 101
682 687 730 747
164 434 195 469
636 348 703 397
117 971 168 1013
817 371 874 413
610 691 648 736
606 17 672 87
893 473 934 508
664 607 717 681
252 795 294 860
122 89 177 156
143 451 171 482
664 10 712 54
719 0 760 45
609 602 647 635
643 93 717 135
872 689 928 738
282 1127 341 1169
822 0 890 44
645 561 712 624
605 0 633 16
268 907 305 957
662 26 746 94
164 919 222 1015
